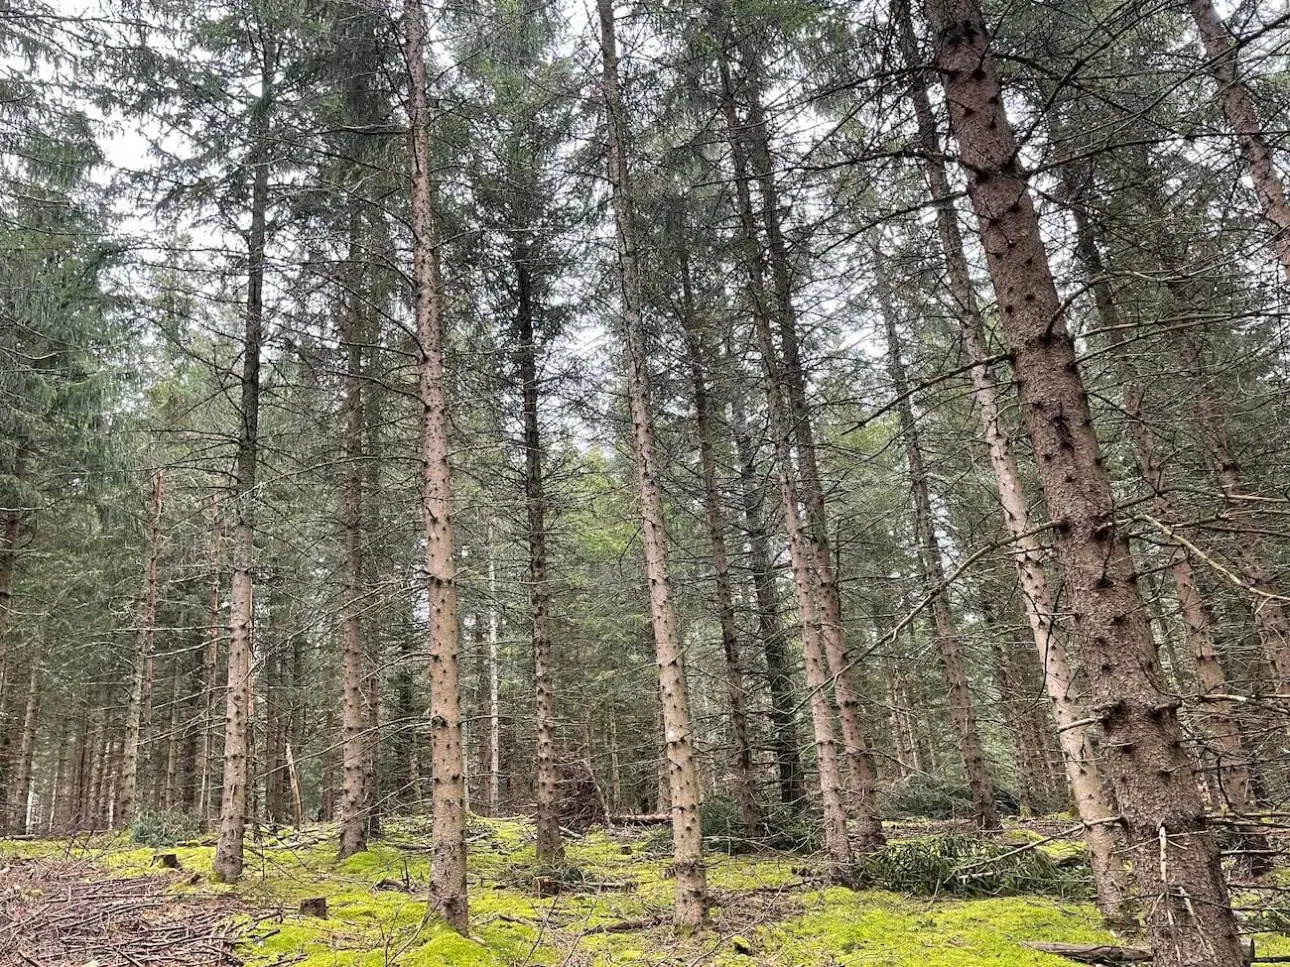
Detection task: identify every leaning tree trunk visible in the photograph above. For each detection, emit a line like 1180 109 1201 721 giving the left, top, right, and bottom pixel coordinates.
1064 180 1259 817
925 0 1245 962
212 47 273 883
877 263 999 831
679 253 760 831
338 213 368 860
120 469 164 827
516 255 564 867
598 0 707 929
718 53 883 852
894 0 1130 911
1188 0 1290 281
405 0 468 933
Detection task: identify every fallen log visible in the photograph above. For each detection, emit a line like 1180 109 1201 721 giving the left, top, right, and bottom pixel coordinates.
1027 940 1262 965
1024 943 1152 963
606 813 670 826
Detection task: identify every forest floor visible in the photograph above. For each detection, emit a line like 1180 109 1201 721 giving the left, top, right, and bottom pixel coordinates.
2 816 1288 967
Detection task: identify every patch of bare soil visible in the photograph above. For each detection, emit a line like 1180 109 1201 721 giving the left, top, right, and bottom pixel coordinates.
0 857 245 967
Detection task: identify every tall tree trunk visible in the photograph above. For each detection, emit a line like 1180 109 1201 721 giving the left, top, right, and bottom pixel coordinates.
679 254 760 831
718 54 883 854
1187 0 1290 281
212 46 273 882
121 469 164 827
598 0 707 928
199 497 222 823
8 664 38 833
894 1 1132 906
877 261 999 830
162 661 182 812
339 214 369 860
484 527 500 817
1065 182 1258 811
515 255 564 866
0 445 26 781
728 398 805 810
405 0 468 933
925 0 1244 961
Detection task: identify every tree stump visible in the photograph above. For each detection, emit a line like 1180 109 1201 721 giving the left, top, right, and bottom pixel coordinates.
299 897 328 918
155 853 181 870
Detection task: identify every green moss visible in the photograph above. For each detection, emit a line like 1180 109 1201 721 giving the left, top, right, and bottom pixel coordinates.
768 889 1115 966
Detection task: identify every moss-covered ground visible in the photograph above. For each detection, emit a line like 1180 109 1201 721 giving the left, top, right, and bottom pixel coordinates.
5 818 1288 966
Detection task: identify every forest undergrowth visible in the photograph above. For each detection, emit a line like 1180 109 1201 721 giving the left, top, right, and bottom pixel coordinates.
5 816 1290 967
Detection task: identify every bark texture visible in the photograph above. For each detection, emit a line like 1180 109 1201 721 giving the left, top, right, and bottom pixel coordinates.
598 0 707 928
925 0 1244 961
406 0 468 932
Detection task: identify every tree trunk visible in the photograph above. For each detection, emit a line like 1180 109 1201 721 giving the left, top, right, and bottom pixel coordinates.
199 497 222 824
121 469 163 827
894 1 1133 907
728 397 804 809
877 260 999 830
598 0 707 929
405 0 468 933
718 54 883 854
1066 182 1258 813
926 0 1244 961
8 664 38 834
679 255 760 831
1187 0 1290 280
484 527 500 817
515 255 564 867
339 213 369 861
212 45 273 882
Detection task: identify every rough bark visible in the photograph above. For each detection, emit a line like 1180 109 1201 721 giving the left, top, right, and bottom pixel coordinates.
925 0 1244 961
895 6 1135 909
1188 0 1290 280
877 260 999 830
1065 183 1257 813
515 255 564 867
406 0 468 932
598 0 707 928
728 398 805 809
212 44 273 882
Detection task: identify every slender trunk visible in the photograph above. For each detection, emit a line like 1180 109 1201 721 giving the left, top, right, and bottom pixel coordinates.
598 0 707 927
212 48 273 882
406 0 468 932
339 214 368 860
485 528 500 817
679 256 760 831
516 256 564 866
728 399 805 809
120 469 164 826
877 261 999 830
718 54 882 854
8 664 38 833
1187 0 1290 280
162 663 182 812
200 497 222 823
926 0 1243 961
